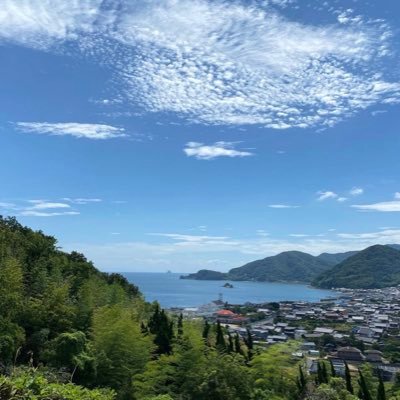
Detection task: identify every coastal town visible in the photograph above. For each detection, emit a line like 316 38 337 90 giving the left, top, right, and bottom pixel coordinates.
171 286 400 382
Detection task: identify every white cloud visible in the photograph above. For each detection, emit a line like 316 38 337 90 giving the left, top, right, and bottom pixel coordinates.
15 122 127 140
268 204 300 209
352 201 400 212
0 0 104 49
19 210 80 217
183 141 253 160
337 197 348 202
317 191 338 201
352 192 400 212
28 201 71 210
350 187 364 196
1 1 399 129
62 198 102 204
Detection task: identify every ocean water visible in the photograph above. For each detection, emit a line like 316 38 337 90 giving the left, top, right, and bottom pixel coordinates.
122 272 337 308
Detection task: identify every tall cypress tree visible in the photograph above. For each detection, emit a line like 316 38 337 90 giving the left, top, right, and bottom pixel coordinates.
358 370 372 400
245 328 253 360
317 362 324 386
227 332 234 353
345 361 353 394
215 321 226 350
330 360 336 377
321 362 329 383
234 333 242 354
177 313 183 337
377 372 386 400
297 365 307 395
202 320 210 340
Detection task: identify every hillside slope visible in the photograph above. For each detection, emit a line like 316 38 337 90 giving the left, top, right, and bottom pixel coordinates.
313 244 400 289
228 251 332 283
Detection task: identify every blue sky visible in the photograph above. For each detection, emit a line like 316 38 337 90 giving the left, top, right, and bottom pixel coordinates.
1 0 400 272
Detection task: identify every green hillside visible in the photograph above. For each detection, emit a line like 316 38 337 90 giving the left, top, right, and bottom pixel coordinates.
180 269 227 280
313 244 400 289
228 251 332 283
317 250 359 265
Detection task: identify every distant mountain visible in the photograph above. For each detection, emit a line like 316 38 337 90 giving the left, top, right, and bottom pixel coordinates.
389 244 400 251
317 250 359 266
228 251 332 283
181 269 227 280
313 245 400 289
183 251 332 283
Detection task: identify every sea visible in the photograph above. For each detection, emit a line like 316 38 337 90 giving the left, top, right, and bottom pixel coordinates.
122 272 337 308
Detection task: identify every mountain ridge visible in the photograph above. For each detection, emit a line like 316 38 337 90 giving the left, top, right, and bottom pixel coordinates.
182 244 400 285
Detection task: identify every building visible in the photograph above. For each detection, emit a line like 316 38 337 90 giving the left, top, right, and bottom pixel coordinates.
336 346 365 362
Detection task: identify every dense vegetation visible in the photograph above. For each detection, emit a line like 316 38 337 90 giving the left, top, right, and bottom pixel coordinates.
3 216 400 399
184 251 333 283
313 245 400 289
316 251 359 266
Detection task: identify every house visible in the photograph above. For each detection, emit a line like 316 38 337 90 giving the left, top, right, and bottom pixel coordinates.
330 358 346 377
314 327 335 335
365 350 383 363
336 346 365 362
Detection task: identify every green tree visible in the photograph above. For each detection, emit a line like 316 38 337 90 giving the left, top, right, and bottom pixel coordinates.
345 362 353 394
92 305 153 399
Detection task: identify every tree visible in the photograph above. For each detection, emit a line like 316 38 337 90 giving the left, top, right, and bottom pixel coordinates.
377 372 386 400
234 333 242 355
177 313 183 337
92 305 153 398
245 328 254 360
358 370 372 400
215 321 226 350
345 362 353 394
202 320 210 342
148 304 174 355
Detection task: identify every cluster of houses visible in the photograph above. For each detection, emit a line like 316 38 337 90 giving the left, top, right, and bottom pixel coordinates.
176 286 400 381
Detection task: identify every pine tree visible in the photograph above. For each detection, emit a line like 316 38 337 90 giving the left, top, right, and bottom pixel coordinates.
358 370 372 400
345 361 353 394
177 313 183 337
330 360 336 377
296 365 307 396
215 321 226 350
202 320 210 342
322 362 329 383
317 362 324 385
148 304 174 355
228 332 234 353
245 328 253 360
234 333 242 354
377 372 386 400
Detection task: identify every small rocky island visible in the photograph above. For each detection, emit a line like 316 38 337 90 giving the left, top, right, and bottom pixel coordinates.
223 282 234 288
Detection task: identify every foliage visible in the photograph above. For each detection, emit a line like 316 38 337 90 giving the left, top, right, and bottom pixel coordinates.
314 245 400 289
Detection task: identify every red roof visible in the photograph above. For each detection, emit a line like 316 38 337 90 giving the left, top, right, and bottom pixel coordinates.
216 309 236 316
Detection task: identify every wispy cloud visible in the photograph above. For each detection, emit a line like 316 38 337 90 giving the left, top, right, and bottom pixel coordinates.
352 193 400 212
268 204 300 209
28 200 71 210
350 187 364 196
1 1 399 129
183 141 253 160
15 122 127 140
62 198 102 204
317 191 338 201
19 210 80 217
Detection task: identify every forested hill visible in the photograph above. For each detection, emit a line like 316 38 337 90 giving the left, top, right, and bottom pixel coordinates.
0 216 150 399
313 244 400 289
182 251 332 283
228 251 332 282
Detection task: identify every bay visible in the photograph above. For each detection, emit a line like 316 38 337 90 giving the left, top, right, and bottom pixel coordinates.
122 272 337 308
